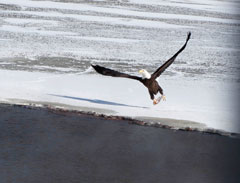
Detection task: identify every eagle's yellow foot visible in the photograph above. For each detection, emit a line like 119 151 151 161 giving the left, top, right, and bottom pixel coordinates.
153 99 158 105
162 95 166 101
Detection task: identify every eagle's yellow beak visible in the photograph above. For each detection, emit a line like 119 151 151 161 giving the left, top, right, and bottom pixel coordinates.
139 69 144 73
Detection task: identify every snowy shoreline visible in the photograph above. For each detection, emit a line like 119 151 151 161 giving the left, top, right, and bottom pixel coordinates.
1 69 239 135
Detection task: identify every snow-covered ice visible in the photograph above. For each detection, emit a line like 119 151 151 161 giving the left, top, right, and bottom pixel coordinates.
0 69 239 133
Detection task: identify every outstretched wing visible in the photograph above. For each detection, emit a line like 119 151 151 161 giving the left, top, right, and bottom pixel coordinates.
151 32 191 79
91 64 143 82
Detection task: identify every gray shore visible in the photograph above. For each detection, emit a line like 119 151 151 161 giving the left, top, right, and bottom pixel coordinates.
0 103 240 183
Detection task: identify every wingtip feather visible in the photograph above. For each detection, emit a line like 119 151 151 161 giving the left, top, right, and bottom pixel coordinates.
186 32 191 42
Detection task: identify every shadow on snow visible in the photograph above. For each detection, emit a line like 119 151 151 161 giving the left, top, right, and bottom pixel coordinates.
49 94 148 109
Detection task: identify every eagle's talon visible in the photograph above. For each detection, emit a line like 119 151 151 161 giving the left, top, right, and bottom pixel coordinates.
153 99 158 105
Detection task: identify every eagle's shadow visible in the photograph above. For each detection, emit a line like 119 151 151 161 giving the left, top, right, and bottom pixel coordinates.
49 94 148 109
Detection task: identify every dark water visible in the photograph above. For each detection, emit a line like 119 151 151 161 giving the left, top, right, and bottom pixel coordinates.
0 104 240 183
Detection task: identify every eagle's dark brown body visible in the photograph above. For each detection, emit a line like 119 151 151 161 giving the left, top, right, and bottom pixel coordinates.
91 32 191 102
142 79 163 100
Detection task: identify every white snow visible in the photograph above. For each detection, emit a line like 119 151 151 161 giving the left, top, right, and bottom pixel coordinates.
1 0 239 15
73 36 140 43
130 0 240 15
4 18 58 26
0 25 77 36
2 0 239 25
0 69 239 133
3 10 191 29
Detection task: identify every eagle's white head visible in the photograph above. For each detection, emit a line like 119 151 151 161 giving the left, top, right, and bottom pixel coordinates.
139 69 151 79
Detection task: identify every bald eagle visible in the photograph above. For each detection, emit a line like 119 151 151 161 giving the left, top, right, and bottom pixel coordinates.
92 32 191 105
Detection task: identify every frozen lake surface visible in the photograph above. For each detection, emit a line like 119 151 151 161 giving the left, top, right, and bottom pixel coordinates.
0 0 239 133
